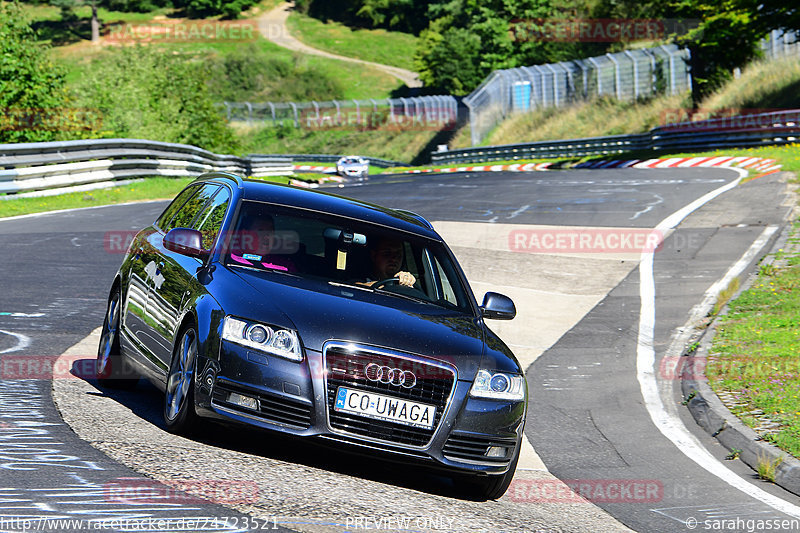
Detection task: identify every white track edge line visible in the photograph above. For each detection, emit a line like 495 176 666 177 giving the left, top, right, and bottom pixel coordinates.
637 169 800 518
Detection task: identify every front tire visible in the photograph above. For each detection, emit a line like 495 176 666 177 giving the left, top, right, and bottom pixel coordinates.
164 325 200 434
96 288 138 389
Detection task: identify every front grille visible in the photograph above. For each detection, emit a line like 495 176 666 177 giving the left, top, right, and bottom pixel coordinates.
212 380 313 429
442 433 518 463
324 344 455 447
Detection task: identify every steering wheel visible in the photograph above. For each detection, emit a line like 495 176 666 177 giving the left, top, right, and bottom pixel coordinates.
373 277 400 289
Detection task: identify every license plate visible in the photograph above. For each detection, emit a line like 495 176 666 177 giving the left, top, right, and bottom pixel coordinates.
334 387 436 429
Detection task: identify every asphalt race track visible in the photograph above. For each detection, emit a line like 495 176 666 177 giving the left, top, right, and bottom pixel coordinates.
0 167 797 533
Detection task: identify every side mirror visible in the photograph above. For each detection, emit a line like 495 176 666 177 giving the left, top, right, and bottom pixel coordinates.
480 292 516 320
164 228 208 259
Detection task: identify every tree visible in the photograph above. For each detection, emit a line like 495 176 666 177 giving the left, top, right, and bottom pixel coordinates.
52 0 101 42
178 0 260 18
0 2 82 143
415 0 590 95
72 46 237 152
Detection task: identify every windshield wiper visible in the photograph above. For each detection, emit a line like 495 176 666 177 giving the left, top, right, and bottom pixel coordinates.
328 280 373 292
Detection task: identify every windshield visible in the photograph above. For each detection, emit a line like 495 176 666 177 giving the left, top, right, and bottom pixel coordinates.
223 200 472 313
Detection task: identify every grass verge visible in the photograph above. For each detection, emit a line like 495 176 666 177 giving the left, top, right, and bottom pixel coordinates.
286 11 418 71
706 220 800 458
236 122 443 164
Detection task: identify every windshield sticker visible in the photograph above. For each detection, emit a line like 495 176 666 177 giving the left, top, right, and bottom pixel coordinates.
242 253 262 261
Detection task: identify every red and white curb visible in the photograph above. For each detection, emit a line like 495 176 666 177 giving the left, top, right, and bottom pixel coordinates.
576 156 782 174
290 156 783 186
400 162 553 174
292 164 336 173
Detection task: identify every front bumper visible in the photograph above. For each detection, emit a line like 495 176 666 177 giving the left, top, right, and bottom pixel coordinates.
194 341 525 475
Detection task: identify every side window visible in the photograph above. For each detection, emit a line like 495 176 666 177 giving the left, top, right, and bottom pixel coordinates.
164 184 220 233
155 185 200 230
194 188 231 250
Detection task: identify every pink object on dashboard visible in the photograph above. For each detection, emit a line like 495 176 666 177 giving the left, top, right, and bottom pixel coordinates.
230 254 254 266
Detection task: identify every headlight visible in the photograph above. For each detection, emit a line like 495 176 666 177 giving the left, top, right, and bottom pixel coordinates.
222 316 302 362
470 369 525 401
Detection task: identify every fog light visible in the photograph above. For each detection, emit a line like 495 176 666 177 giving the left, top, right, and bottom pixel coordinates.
486 446 507 458
228 393 258 410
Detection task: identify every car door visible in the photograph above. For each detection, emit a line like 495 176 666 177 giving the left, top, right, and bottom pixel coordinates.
145 184 231 371
122 184 200 365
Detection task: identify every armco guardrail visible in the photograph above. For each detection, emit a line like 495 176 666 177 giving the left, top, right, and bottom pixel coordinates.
432 110 800 164
0 139 293 195
252 154 407 168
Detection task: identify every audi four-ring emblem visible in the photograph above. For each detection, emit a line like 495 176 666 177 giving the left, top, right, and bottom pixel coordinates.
364 363 416 388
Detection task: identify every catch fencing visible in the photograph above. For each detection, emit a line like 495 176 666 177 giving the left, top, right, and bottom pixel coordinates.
220 96 458 130
463 44 691 146
761 30 800 59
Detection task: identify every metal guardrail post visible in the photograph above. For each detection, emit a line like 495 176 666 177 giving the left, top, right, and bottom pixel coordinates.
642 48 657 96
685 48 692 94
623 51 639 100
465 99 479 147
606 53 622 100
659 45 677 95
587 57 602 96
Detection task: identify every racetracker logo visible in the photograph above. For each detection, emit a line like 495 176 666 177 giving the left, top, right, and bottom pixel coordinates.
103 230 301 255
660 108 797 132
508 479 663 503
509 228 663 254
659 355 800 381
0 108 102 132
508 18 699 42
1 355 98 380
106 21 257 43
298 108 456 132
104 478 259 505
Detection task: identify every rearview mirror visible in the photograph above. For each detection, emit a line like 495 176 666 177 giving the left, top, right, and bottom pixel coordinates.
480 292 516 320
323 228 367 246
164 228 208 259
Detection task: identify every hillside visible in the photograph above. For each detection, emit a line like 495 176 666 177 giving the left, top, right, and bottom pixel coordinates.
452 55 800 150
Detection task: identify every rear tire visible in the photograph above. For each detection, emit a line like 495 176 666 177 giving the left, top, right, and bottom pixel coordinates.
164 325 200 435
96 288 138 389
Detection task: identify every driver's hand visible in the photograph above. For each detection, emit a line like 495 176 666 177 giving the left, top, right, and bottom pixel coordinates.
397 271 416 287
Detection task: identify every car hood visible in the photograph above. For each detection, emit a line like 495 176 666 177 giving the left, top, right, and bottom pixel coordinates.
224 268 488 380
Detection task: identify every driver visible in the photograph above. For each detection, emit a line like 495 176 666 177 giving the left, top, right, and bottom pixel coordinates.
362 237 416 287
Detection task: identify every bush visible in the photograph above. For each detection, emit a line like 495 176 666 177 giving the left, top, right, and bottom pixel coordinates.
71 46 237 153
0 2 84 143
178 0 259 18
204 44 345 102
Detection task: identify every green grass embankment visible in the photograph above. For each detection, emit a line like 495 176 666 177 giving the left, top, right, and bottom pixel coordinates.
286 11 418 71
706 222 800 457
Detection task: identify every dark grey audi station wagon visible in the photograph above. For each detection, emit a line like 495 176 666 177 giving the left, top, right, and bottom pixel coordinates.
97 172 526 499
